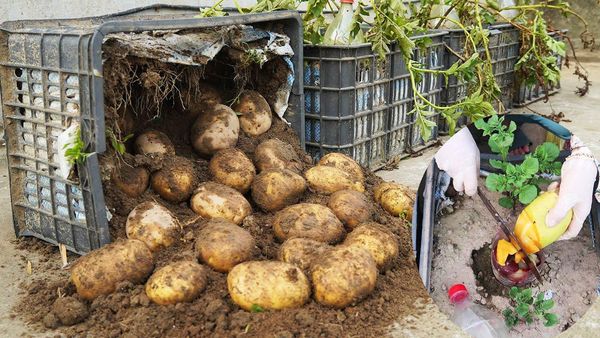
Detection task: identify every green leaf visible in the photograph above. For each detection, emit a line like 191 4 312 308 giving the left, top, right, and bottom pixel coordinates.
520 156 539 176
485 174 504 192
518 185 538 205
499 196 514 209
516 303 530 318
509 287 520 299
540 299 555 311
489 159 506 170
520 288 533 301
544 313 559 327
250 304 264 313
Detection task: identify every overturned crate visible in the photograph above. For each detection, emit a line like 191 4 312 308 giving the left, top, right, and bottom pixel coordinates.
0 6 304 254
303 31 446 170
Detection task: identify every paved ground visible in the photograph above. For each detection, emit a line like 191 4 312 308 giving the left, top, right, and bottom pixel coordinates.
0 51 598 337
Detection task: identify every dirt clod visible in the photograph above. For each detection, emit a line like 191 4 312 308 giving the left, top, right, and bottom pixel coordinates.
52 296 89 326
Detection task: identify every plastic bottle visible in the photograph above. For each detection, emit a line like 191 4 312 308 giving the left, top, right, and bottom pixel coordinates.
323 0 365 46
448 284 508 338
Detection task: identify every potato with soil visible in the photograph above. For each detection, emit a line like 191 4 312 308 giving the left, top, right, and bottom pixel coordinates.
190 182 252 225
71 239 154 300
195 218 255 272
251 169 307 212
305 165 365 195
112 165 150 198
374 182 414 220
343 222 399 271
191 104 240 157
151 157 197 203
273 203 345 244
135 130 175 156
254 139 304 173
278 238 330 272
126 201 180 252
209 148 256 193
227 261 310 310
232 90 273 137
311 246 378 308
145 261 208 305
318 152 365 182
328 190 372 229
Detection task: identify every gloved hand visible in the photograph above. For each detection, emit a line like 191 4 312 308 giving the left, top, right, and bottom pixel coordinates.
434 128 480 196
546 136 598 240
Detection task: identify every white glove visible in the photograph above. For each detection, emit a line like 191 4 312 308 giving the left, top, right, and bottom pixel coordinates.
546 136 598 240
434 128 480 196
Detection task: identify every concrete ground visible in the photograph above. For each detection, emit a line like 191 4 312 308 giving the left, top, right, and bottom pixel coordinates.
378 50 600 336
0 52 598 337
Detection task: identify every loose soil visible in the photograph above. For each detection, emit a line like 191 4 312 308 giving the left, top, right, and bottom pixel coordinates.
430 179 600 337
13 27 431 337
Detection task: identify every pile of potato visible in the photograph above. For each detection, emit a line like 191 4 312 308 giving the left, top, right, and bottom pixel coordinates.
73 87 415 312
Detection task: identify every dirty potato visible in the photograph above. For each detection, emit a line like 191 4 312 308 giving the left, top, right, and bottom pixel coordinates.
305 165 365 195
343 222 399 271
195 219 255 272
227 261 310 311
126 201 180 252
145 261 208 305
191 104 240 157
209 148 256 193
251 169 307 212
190 182 252 225
71 239 154 300
374 182 414 220
135 130 175 156
273 203 345 244
232 90 272 137
254 139 304 173
112 165 150 198
327 190 372 230
278 238 330 273
311 246 378 308
151 157 197 203
318 152 364 182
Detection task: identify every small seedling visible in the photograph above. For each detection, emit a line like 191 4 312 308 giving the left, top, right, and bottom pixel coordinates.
107 129 134 156
503 287 559 329
63 128 92 165
250 304 264 313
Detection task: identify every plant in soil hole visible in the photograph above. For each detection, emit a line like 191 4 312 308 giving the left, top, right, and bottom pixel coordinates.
502 287 558 329
475 115 562 209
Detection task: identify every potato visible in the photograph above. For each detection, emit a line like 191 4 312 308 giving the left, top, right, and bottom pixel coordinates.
305 165 365 195
311 246 378 308
232 90 272 137
191 104 240 156
254 139 304 173
126 201 180 252
145 261 208 305
135 130 175 156
318 152 364 182
227 261 310 310
71 239 154 300
112 165 149 198
374 182 414 220
251 169 307 212
327 190 372 229
343 222 399 271
209 148 256 193
278 238 330 273
190 182 252 225
195 219 255 272
151 157 197 203
273 203 345 244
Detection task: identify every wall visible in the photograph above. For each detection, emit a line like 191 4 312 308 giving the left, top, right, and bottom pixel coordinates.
543 0 600 50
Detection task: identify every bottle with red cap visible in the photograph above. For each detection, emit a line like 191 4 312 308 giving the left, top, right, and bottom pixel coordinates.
323 0 365 45
448 284 508 338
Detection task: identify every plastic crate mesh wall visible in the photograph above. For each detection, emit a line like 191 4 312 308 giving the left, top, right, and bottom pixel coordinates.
514 30 566 107
303 33 445 169
439 25 520 133
0 31 108 254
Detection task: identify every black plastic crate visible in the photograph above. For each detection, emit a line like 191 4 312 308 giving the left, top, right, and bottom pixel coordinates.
514 30 567 107
439 24 520 133
0 5 304 254
304 31 446 169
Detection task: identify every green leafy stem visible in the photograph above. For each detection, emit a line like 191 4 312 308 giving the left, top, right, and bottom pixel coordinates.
503 287 559 329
